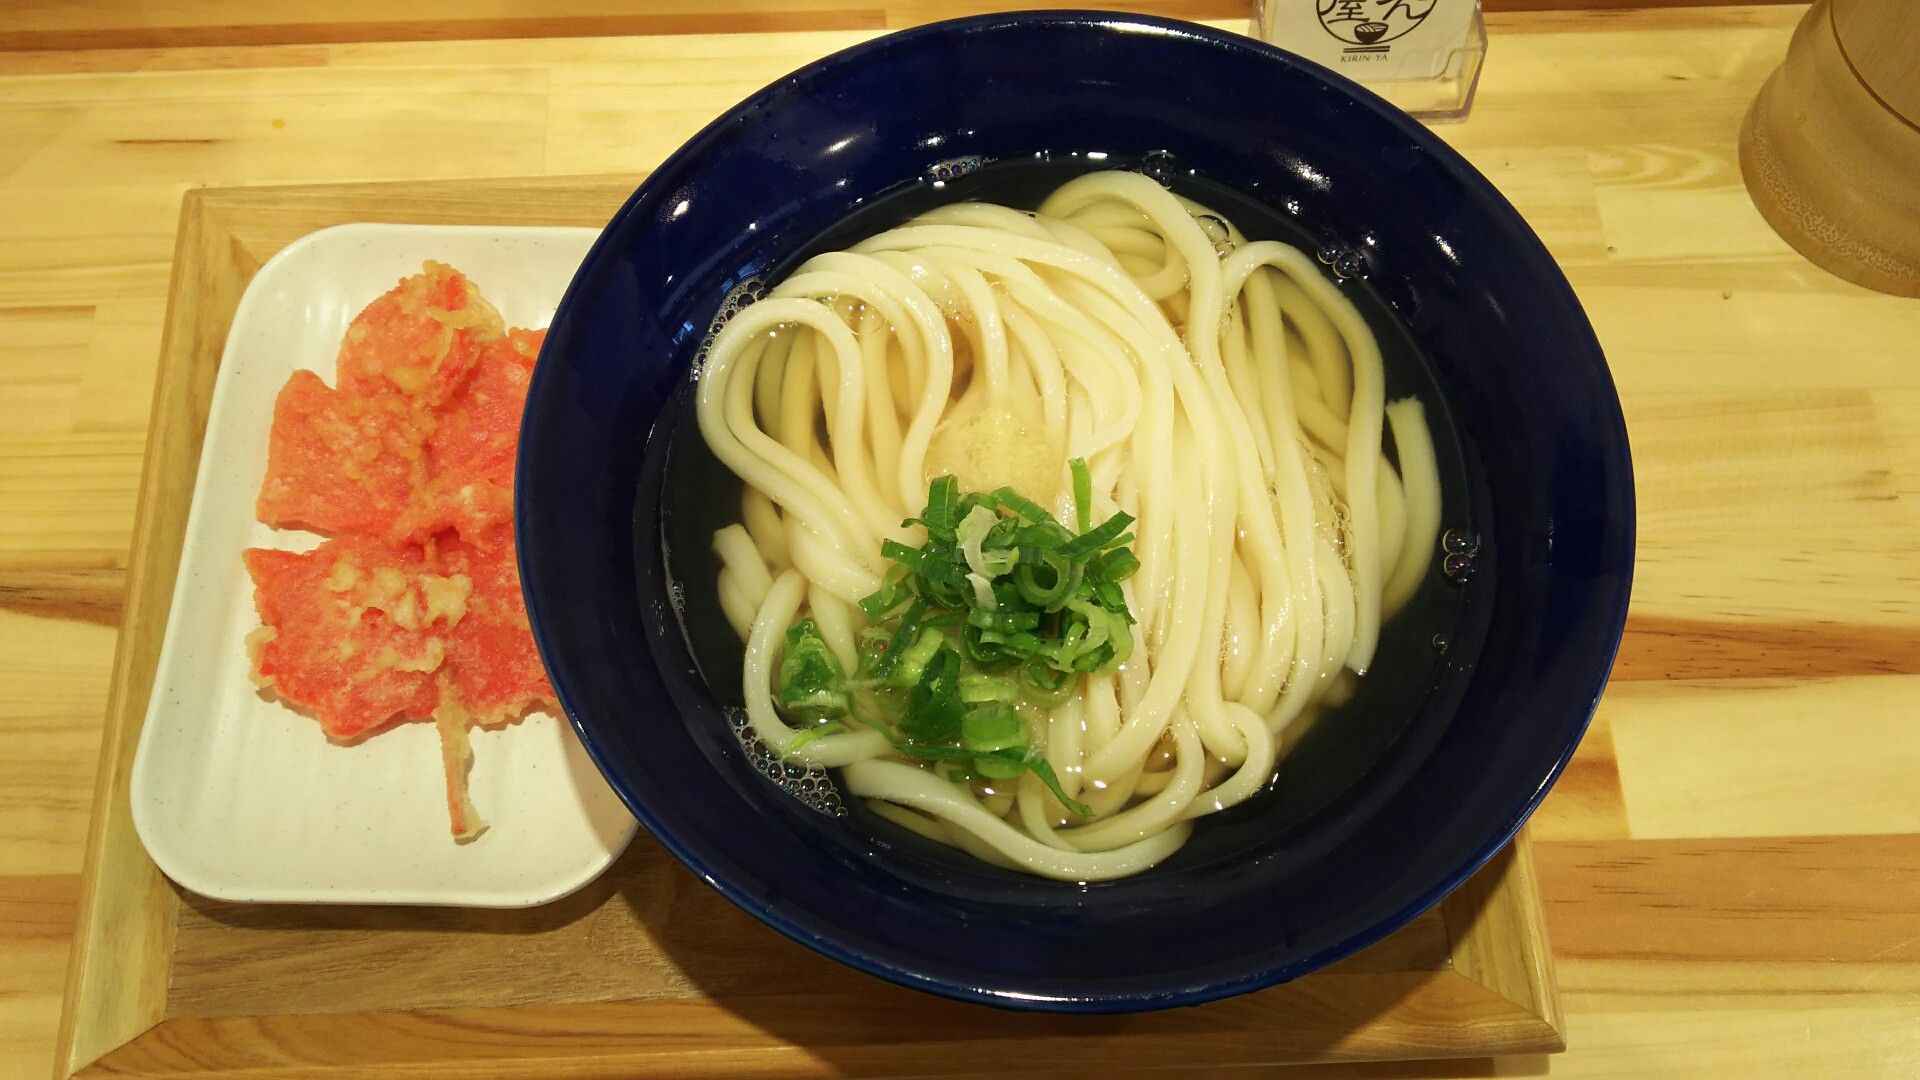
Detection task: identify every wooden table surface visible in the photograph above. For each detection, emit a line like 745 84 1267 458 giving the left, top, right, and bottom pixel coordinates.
5 4 1919 1078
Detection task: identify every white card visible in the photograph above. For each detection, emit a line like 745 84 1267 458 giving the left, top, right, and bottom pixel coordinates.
1256 0 1478 83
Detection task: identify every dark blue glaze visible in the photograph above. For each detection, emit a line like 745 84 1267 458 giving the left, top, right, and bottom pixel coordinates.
517 11 1633 1012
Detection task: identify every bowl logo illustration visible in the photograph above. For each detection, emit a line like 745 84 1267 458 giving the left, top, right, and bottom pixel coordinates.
1317 0 1437 47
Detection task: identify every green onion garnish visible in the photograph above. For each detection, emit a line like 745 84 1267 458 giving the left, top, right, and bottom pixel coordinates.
776 618 850 724
1071 457 1093 533
785 720 845 752
960 701 1024 752
771 459 1136 818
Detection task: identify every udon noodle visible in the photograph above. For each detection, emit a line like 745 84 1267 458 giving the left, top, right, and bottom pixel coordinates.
694 170 1442 881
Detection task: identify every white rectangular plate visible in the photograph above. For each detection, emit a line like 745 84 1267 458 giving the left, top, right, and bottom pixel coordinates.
131 223 637 908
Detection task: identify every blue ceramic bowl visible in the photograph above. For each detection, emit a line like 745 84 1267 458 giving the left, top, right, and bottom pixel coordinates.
519 12 1632 1012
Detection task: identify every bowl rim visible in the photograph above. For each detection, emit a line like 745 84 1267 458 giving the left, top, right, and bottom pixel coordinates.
521 8 1634 1012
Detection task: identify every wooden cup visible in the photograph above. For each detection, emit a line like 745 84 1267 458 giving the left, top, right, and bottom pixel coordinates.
1740 0 1920 297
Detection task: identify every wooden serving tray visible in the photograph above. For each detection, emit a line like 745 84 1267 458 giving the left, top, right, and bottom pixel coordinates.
57 177 1563 1078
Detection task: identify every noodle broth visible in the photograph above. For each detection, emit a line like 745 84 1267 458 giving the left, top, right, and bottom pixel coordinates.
649 155 1489 878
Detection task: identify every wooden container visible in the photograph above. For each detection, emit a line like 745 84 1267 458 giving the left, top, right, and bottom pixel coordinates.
56 176 1563 1079
1740 0 1920 297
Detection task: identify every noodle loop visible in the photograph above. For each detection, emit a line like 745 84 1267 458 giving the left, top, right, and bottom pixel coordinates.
693 172 1441 881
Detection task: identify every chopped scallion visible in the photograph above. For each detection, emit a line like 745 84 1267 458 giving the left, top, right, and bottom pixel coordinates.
771 472 1137 821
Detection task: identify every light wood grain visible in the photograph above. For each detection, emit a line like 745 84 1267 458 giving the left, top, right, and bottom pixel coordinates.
0 877 77 1080
53 191 248 1080
1609 676 1920 839
0 611 114 877
54 173 1558 1078
5 4 1920 1078
1541 836 1920 974
0 0 1802 52
1444 838 1563 1043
